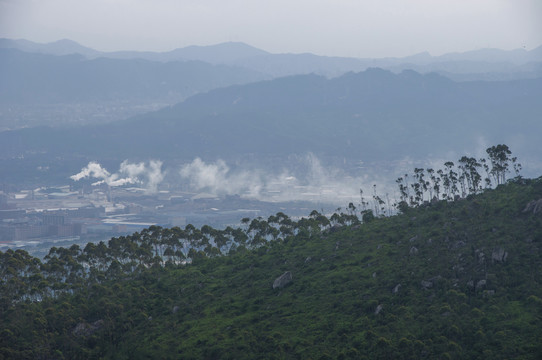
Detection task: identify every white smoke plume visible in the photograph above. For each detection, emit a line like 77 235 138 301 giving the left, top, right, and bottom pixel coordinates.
179 154 390 205
70 161 111 182
146 160 165 193
179 158 265 196
71 155 399 205
71 160 165 193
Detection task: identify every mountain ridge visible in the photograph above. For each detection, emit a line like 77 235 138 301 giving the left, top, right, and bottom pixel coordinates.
2 37 541 64
0 47 268 104
2 38 541 79
1 68 541 184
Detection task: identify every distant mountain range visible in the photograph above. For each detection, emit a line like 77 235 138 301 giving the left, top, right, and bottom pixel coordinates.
0 48 266 104
2 38 542 79
1 38 541 131
1 39 541 185
0 42 271 130
1 68 540 180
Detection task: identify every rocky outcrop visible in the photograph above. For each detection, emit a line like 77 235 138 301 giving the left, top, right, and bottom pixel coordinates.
476 280 487 290
375 304 383 315
523 199 542 214
392 284 401 294
483 290 495 297
453 241 466 249
72 320 104 338
421 276 442 289
475 250 485 264
273 271 293 289
492 248 508 263
421 280 433 289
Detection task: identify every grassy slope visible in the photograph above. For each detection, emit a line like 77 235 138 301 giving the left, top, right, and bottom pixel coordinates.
2 178 542 359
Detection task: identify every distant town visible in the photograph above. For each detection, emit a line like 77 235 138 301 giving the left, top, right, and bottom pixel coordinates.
0 181 335 258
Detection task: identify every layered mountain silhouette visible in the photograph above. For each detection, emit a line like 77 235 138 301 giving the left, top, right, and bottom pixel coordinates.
0 48 267 104
2 38 542 79
1 39 541 183
2 38 541 133
2 68 540 169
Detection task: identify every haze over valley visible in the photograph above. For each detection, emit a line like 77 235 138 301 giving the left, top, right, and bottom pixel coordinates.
1 37 542 255
2 2 542 358
2 38 542 130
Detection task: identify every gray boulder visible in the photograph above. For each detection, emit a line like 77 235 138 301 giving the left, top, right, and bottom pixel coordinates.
453 241 466 249
273 271 293 289
72 320 104 338
421 280 433 289
523 199 542 214
492 248 508 263
483 290 495 297
476 279 487 290
476 250 485 264
421 275 442 289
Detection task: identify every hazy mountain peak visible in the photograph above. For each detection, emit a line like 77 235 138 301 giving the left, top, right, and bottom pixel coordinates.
0 38 39 51
0 37 99 57
48 38 82 46
168 41 269 63
43 38 99 56
436 46 542 65
402 51 432 61
185 41 267 53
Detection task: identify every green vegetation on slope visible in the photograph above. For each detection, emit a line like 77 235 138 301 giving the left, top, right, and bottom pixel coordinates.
1 176 542 359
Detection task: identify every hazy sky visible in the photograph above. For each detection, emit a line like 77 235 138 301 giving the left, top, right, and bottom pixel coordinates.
1 0 541 57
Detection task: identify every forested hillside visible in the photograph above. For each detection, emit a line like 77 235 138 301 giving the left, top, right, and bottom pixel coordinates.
1 148 541 359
